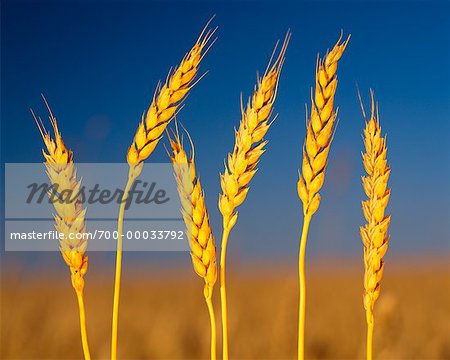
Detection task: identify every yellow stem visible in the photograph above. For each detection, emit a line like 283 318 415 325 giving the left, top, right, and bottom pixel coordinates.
111 169 136 360
205 288 217 360
219 226 231 360
367 319 374 360
298 214 312 360
76 289 91 360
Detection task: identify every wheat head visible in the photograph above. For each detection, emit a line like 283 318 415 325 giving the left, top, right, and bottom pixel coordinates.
32 99 88 293
111 21 216 359
297 34 350 216
218 32 290 231
167 123 218 359
126 21 216 167
360 91 391 326
167 124 217 297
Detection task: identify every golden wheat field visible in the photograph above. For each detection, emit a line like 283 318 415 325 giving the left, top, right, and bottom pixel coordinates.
1 258 449 360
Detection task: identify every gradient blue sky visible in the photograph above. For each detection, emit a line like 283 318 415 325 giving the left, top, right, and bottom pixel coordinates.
2 0 449 262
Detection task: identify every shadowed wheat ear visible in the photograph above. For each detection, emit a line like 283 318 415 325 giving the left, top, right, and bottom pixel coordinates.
111 19 216 360
359 90 391 360
296 34 350 360
218 31 290 360
32 96 91 360
167 122 217 360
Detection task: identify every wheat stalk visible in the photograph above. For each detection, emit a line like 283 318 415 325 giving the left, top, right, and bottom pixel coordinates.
167 122 217 360
218 32 290 359
111 19 216 360
31 97 91 360
359 90 391 360
126 19 217 167
296 34 350 360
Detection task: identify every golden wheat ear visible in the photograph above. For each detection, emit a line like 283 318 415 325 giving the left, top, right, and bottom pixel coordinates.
31 96 88 292
359 90 391 360
112 18 217 360
219 30 291 233
167 121 218 360
167 121 217 291
297 33 350 217
218 30 290 360
127 17 217 166
296 33 350 360
32 96 91 360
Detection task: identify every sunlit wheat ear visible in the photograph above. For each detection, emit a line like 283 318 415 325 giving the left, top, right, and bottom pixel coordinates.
296 33 350 360
218 31 290 360
127 18 217 167
219 31 291 232
31 96 91 360
297 33 350 216
167 122 217 360
167 123 217 292
359 90 391 360
112 18 217 360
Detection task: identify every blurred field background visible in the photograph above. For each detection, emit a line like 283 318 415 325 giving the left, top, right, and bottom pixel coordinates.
1 256 449 359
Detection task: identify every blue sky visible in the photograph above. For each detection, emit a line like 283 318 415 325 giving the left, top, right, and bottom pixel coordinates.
2 0 449 261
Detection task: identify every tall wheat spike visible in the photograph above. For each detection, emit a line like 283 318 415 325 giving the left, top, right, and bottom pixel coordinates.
296 34 350 360
32 97 91 360
111 19 216 360
167 123 217 360
218 32 290 360
359 90 391 360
